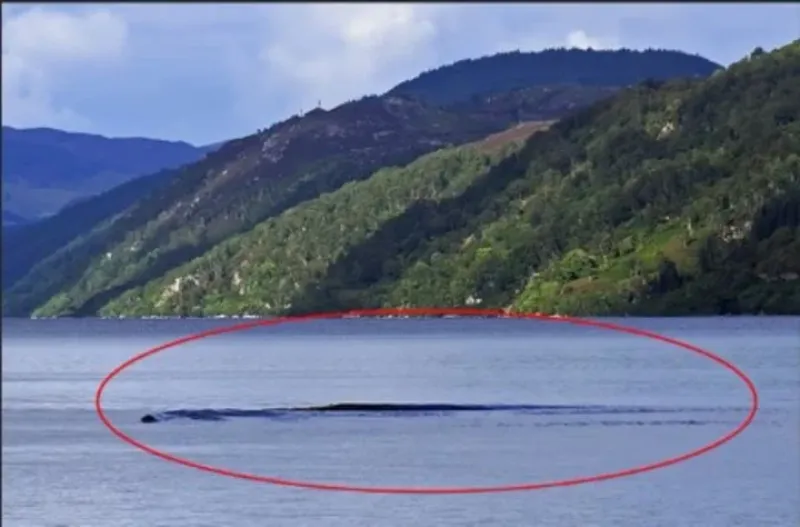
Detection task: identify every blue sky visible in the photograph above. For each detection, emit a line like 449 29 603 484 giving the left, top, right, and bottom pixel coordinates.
2 3 798 146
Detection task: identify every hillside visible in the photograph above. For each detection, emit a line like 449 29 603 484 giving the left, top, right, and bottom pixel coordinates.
1 126 210 221
387 48 721 105
297 41 799 315
3 47 728 318
89 40 800 318
97 122 550 317
4 85 615 317
2 167 176 290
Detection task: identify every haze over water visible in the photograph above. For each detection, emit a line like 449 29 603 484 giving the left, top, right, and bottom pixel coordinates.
3 317 798 526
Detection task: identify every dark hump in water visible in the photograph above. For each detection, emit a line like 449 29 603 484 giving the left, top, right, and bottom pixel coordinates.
138 403 628 423
301 403 493 412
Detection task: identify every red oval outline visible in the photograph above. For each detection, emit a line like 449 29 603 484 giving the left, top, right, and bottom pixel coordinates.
94 307 759 494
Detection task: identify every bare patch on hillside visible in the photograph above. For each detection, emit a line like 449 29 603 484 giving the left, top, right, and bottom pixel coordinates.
470 120 555 154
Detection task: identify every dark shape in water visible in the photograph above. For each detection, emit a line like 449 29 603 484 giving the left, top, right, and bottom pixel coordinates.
140 403 505 423
139 403 743 424
140 403 659 423
298 403 519 412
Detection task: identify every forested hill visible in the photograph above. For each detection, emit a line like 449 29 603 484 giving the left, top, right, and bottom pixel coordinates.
2 85 616 317
2 126 208 222
309 41 796 316
96 122 552 317
80 41 800 318
4 46 725 318
387 48 721 105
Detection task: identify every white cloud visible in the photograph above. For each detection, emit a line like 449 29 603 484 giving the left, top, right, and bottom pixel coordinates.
1 3 796 144
2 8 126 62
257 4 442 111
2 7 128 129
566 29 619 50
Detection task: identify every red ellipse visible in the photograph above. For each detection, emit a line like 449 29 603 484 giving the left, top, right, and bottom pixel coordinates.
94 307 759 494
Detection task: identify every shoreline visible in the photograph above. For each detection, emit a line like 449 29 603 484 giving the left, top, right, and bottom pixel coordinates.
5 312 795 321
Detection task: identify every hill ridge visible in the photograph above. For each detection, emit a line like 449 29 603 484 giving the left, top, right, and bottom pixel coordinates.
2 126 209 222
387 47 721 105
91 40 799 318
2 46 731 317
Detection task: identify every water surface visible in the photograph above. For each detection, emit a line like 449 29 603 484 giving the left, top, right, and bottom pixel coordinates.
3 317 798 526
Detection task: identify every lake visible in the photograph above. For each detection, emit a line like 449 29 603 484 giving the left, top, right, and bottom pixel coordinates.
2 316 799 526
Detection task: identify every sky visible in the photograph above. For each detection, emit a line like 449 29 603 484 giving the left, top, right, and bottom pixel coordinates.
2 3 798 146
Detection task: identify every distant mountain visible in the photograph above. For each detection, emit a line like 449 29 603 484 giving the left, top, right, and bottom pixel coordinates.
2 126 209 220
2 210 28 228
2 166 177 290
387 48 722 105
3 46 730 317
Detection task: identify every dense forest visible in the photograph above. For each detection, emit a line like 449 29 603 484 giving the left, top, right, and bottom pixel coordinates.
0 86 631 302
99 41 800 318
6 43 794 318
388 48 720 105
3 85 619 317
296 42 799 316
7 46 721 317
95 123 549 317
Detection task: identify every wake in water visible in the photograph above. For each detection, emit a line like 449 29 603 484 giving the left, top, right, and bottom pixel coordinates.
140 403 747 425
